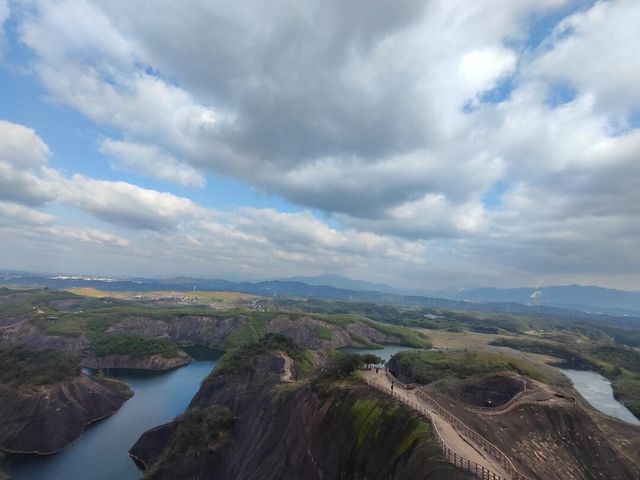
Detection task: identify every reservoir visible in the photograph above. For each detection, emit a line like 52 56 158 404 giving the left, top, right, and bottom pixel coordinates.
558 368 640 426
7 355 219 480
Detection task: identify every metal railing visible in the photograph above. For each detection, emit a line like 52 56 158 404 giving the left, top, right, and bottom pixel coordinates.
365 377 507 480
415 388 530 480
462 389 529 415
385 371 419 390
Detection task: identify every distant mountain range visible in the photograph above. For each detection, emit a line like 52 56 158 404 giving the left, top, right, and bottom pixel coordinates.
279 275 640 317
448 285 640 317
2 271 640 321
279 274 400 294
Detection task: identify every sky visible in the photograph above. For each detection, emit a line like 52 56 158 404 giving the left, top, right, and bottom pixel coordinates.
0 0 639 291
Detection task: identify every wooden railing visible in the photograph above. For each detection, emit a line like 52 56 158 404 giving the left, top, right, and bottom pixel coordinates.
365 377 507 480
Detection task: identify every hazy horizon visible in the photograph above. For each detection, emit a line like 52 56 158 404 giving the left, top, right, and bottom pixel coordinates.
3 268 640 295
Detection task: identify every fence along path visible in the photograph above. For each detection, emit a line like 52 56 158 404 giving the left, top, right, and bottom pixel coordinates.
364 370 531 480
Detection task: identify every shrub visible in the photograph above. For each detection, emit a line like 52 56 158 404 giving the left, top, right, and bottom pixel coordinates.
92 335 179 358
0 343 79 386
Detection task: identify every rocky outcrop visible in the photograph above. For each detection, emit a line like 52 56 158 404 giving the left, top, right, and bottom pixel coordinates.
0 375 132 454
105 313 405 358
423 386 640 480
131 349 473 480
105 315 245 349
1 321 78 351
81 351 191 371
267 315 399 350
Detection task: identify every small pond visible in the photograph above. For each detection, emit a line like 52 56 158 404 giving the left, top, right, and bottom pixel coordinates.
339 344 415 362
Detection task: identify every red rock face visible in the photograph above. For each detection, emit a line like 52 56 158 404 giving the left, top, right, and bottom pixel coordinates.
0 375 132 454
81 351 191 371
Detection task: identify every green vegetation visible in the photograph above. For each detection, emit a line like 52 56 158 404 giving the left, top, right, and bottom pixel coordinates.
314 324 333 341
223 313 269 350
591 345 640 373
164 406 234 457
93 334 179 358
360 318 431 348
348 332 383 349
215 333 314 377
612 376 640 418
142 406 234 479
33 314 86 337
0 289 73 319
361 353 384 368
596 325 640 349
313 313 361 327
0 343 79 386
322 351 383 379
392 349 552 385
396 420 431 456
342 387 440 475
352 398 384 447
277 297 535 334
489 338 598 370
81 305 221 320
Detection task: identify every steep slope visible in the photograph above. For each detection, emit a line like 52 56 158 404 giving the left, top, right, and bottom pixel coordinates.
0 375 132 454
388 350 640 479
131 339 471 480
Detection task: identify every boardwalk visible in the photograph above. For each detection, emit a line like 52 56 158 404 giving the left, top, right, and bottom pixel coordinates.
363 369 524 480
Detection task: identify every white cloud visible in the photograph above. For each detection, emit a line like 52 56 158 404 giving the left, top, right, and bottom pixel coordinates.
99 138 206 187
0 120 203 230
0 119 424 278
41 226 130 247
531 0 640 117
0 201 55 225
0 120 58 205
458 47 516 99
14 0 561 218
0 119 50 167
59 175 203 230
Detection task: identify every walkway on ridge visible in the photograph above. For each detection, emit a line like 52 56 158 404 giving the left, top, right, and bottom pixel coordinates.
363 369 513 479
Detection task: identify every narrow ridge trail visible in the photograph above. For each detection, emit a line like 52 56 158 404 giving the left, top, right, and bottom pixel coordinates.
363 369 512 479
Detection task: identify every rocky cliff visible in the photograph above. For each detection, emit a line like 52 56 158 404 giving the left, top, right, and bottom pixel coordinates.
131 344 472 480
388 351 640 479
81 350 192 371
0 375 132 454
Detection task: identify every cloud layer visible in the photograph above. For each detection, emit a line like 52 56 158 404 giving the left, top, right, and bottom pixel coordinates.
1 0 639 289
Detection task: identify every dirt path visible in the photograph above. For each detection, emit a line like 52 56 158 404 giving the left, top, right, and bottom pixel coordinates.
363 369 512 479
278 350 294 382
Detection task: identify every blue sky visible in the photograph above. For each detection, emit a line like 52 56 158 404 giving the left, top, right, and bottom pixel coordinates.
1 0 639 290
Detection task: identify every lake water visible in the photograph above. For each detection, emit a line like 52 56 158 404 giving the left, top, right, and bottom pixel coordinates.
558 368 640 426
340 344 415 362
7 357 219 480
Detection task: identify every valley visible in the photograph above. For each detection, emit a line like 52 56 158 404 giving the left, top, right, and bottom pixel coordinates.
1 285 639 479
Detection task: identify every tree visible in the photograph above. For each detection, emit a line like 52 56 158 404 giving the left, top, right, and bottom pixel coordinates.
361 353 384 370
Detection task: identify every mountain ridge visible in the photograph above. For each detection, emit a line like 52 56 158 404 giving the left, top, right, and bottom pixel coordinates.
2 271 640 321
